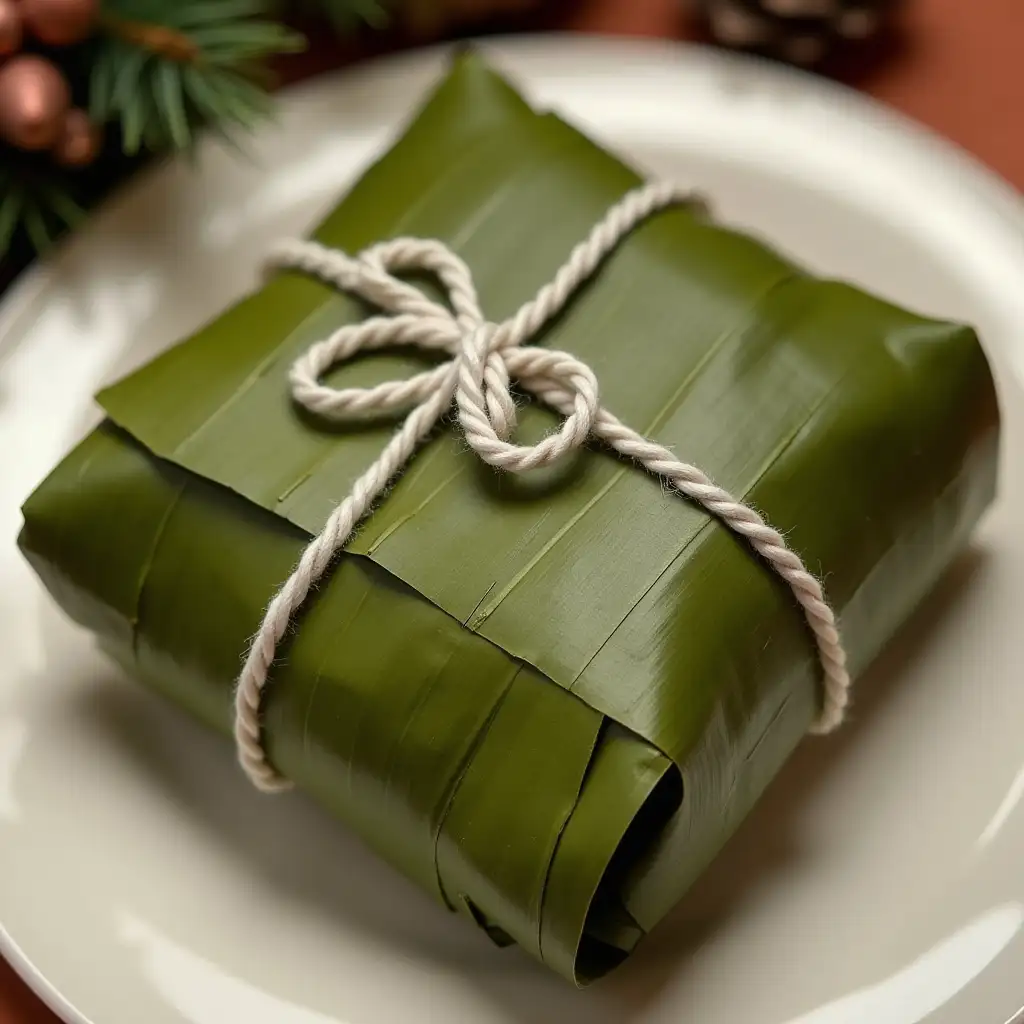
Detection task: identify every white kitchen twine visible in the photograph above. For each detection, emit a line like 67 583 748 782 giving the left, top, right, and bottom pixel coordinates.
234 180 850 793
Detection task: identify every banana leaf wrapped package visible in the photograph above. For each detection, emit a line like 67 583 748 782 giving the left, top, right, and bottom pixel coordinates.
19 53 1000 984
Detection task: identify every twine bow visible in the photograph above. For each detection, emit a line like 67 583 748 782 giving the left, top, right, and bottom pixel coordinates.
234 181 850 792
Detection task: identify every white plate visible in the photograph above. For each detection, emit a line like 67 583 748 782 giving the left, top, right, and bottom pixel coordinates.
1 35 1023 1024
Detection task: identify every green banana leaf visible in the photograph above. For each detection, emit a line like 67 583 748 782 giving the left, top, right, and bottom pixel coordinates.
18 52 1000 985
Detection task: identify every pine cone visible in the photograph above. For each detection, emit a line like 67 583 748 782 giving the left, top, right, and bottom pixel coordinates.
693 0 901 66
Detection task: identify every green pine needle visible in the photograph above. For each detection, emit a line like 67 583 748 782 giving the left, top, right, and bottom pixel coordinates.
0 166 85 256
0 195 21 257
92 0 305 155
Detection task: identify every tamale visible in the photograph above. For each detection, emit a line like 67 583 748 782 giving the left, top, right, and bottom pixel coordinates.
18 52 999 984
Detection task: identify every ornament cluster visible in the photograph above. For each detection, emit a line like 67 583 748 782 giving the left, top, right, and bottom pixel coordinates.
0 0 101 166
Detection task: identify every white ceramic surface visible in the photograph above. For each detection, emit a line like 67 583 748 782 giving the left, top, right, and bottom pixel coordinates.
1 35 1023 1024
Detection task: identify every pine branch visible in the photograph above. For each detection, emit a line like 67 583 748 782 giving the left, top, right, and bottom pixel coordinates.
2 0 545 268
91 0 305 155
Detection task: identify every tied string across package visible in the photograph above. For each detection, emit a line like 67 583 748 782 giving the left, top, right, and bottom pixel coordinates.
234 180 850 792
18 52 1000 985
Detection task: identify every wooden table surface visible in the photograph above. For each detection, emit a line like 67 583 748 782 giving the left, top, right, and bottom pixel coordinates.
2 0 1020 1020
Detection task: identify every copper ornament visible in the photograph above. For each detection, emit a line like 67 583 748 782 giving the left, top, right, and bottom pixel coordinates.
0 0 22 55
53 106 101 166
0 55 71 150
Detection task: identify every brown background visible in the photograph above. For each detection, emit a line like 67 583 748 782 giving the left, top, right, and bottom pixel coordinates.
2 0 1020 1020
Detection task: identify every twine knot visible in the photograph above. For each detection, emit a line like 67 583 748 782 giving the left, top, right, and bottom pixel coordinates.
235 182 850 793
272 227 612 475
